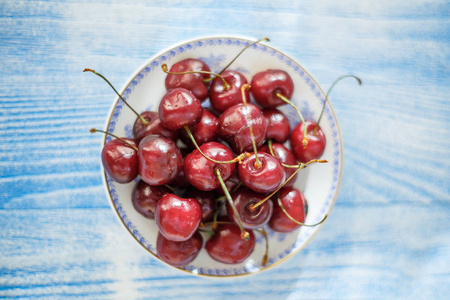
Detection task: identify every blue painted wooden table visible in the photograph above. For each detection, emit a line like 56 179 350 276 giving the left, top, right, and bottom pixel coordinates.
1 1 449 299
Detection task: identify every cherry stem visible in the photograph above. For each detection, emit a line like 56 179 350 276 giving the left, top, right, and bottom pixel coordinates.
314 75 362 135
206 36 270 79
277 194 328 227
256 228 269 266
215 168 249 241
83 69 148 126
161 64 230 90
249 159 328 211
267 139 300 169
276 92 309 148
241 84 261 169
90 128 138 152
183 126 250 164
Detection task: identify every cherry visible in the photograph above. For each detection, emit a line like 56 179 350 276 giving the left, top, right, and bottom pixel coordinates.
163 58 211 102
238 152 285 194
138 135 182 186
227 188 273 229
179 109 219 149
259 142 298 187
217 103 267 153
290 120 326 163
168 147 192 189
131 180 171 219
133 110 178 143
183 142 236 191
155 193 202 242
268 187 308 233
158 88 203 131
157 231 203 267
183 189 217 223
91 129 139 184
209 70 249 113
250 69 294 108
262 108 290 143
205 223 256 264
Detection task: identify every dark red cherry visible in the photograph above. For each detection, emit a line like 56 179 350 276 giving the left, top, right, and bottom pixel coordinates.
227 189 273 229
169 147 192 189
131 180 171 219
262 108 290 143
155 193 202 242
218 103 268 153
183 142 236 191
259 143 298 187
164 58 210 102
214 170 240 197
238 152 285 194
101 137 139 184
157 231 203 267
269 187 308 233
210 70 249 112
179 109 219 149
205 223 255 264
159 88 203 131
138 135 182 186
184 189 217 223
250 69 294 108
133 111 179 143
290 120 326 163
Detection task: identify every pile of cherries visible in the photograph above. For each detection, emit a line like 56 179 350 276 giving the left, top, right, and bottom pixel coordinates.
87 39 360 268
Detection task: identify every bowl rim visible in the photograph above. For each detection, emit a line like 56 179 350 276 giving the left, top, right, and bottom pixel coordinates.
101 35 344 277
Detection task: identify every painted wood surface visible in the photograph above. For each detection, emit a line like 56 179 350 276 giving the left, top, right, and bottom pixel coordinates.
1 0 449 299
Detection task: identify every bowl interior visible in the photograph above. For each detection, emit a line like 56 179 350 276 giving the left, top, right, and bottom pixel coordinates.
103 36 342 277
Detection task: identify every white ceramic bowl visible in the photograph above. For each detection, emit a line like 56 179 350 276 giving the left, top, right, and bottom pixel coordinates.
102 36 343 277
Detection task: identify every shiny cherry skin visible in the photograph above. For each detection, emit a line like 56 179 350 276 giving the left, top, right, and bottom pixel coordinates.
210 70 249 112
138 135 182 186
159 88 203 131
155 193 203 242
156 231 203 267
227 188 273 229
250 69 294 108
183 142 235 191
179 109 219 149
269 187 308 233
259 143 298 188
290 120 326 163
183 188 217 223
205 223 255 264
164 58 211 102
238 152 285 194
218 103 267 153
133 111 179 143
131 180 171 219
101 137 139 184
262 108 290 143
168 147 192 189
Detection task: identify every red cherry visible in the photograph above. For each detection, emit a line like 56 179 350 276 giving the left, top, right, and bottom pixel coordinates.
133 111 178 143
250 69 294 108
179 109 219 149
155 193 202 242
209 70 249 112
290 120 326 163
138 135 182 186
238 152 285 194
205 223 255 264
164 58 211 102
158 88 203 131
269 187 308 233
262 108 290 143
218 103 267 153
183 142 236 191
259 143 298 187
157 231 203 267
101 137 139 184
184 189 217 223
227 188 273 229
131 180 171 219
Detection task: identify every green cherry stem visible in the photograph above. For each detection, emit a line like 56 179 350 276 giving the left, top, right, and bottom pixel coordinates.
83 69 148 126
276 92 309 148
241 84 262 169
314 75 362 135
277 193 328 227
215 168 250 240
90 128 139 151
161 64 230 90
